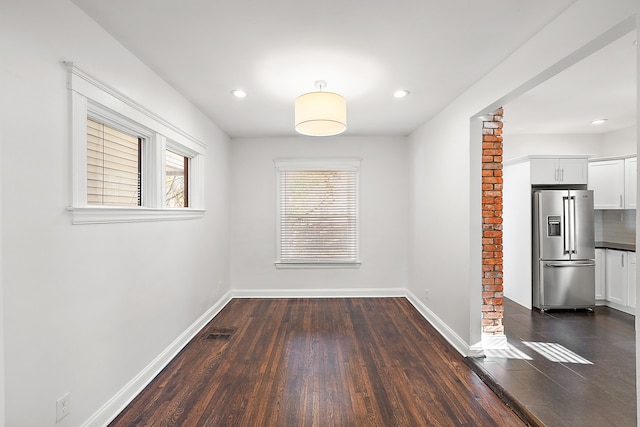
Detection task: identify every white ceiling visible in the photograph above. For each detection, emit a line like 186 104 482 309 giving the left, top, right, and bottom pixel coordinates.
504 31 637 136
68 0 634 139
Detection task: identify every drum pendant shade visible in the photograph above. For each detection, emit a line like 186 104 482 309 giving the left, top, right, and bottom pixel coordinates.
295 81 346 136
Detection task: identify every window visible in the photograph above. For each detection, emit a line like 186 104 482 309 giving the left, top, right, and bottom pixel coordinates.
87 119 141 207
165 149 189 208
275 159 360 268
67 63 206 224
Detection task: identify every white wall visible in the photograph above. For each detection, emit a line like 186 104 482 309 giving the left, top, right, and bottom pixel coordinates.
230 136 409 293
0 101 4 425
503 161 532 309
1 0 638 424
408 0 639 355
0 1 231 426
601 125 638 156
635 13 640 423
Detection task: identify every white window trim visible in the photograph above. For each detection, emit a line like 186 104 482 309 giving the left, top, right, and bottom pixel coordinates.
66 62 206 224
274 261 362 269
274 158 361 269
164 139 201 209
65 206 205 224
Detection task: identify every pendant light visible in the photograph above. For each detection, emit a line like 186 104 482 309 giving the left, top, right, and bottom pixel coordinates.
295 80 346 136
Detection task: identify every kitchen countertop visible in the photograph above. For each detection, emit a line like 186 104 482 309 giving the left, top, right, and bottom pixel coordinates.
595 241 636 252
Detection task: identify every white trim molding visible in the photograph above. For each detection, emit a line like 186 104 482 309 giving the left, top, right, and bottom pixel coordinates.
230 287 405 299
65 62 206 152
81 292 233 427
236 288 477 357
82 288 480 426
405 290 472 357
274 261 362 269
65 62 206 224
67 206 205 225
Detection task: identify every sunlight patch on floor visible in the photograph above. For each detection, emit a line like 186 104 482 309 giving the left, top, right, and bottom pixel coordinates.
522 341 593 364
484 344 533 360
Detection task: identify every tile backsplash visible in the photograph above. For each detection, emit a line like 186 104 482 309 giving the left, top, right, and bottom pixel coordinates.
594 210 636 244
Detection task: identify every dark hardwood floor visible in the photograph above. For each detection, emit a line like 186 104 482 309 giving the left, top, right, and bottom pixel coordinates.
110 298 526 426
468 298 636 427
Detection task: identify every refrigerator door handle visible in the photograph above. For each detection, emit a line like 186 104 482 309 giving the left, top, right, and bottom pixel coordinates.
562 196 570 254
545 262 596 267
570 196 577 254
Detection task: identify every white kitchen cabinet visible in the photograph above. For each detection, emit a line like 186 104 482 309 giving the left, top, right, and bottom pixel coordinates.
605 249 628 306
624 157 637 209
530 158 560 184
595 248 606 301
588 158 627 210
530 157 588 185
556 158 589 184
628 252 636 309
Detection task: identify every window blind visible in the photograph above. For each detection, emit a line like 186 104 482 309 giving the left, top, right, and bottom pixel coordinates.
86 119 141 206
279 169 358 263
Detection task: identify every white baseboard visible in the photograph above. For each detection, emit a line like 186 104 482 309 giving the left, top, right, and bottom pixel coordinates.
404 290 471 357
468 341 485 357
81 291 233 427
232 288 477 357
230 287 406 298
602 300 636 316
83 287 475 426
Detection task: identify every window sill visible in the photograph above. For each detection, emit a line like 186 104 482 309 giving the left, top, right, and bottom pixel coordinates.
275 261 361 269
67 206 205 224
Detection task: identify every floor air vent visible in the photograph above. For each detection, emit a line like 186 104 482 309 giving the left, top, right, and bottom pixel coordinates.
205 327 236 341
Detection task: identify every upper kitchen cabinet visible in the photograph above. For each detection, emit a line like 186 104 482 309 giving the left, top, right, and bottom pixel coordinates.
588 156 636 209
589 159 625 209
530 157 588 185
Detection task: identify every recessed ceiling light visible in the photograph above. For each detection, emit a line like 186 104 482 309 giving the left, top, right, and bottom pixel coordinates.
591 118 608 125
231 89 247 98
393 89 410 98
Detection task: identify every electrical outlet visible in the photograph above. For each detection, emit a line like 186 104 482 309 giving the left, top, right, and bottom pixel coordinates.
425 289 430 300
56 392 70 422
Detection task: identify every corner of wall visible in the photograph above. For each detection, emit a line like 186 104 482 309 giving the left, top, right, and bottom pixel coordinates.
81 292 234 426
405 290 472 357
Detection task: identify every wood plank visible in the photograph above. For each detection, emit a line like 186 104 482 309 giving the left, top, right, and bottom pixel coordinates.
110 298 526 426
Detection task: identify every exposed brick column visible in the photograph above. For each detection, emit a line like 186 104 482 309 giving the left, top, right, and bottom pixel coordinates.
481 108 504 336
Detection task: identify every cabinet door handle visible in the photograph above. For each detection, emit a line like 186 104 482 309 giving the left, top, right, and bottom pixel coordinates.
561 168 564 181
622 253 625 267
620 194 623 207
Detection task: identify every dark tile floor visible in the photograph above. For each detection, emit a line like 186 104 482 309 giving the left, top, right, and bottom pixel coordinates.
468 299 636 426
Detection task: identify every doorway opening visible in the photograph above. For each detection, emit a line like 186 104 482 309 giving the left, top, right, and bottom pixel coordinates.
476 18 637 350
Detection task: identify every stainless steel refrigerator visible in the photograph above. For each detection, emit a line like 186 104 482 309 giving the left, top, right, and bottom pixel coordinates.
532 189 595 311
